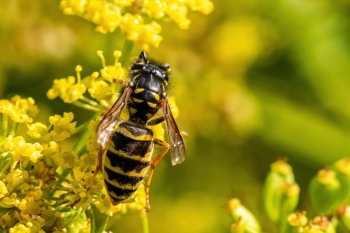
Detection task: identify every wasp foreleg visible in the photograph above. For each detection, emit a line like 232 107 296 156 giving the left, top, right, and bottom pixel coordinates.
145 139 169 211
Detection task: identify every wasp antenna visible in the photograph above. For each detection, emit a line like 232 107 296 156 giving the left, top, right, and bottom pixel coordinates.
139 51 149 64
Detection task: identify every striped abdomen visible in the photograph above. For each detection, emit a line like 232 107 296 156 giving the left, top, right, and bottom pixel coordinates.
103 122 154 205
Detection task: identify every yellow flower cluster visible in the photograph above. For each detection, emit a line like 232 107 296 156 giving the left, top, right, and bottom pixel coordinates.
60 0 213 50
0 95 39 124
0 97 84 231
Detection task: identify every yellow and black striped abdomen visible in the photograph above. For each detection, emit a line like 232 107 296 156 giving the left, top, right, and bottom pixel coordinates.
103 122 154 205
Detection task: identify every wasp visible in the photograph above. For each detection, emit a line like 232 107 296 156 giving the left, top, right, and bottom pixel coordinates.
91 51 186 211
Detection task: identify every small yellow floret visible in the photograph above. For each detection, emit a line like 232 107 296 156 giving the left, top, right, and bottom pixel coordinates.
85 1 122 33
93 194 122 216
88 80 113 101
0 181 8 199
0 212 11 228
9 223 30 233
5 169 29 192
79 153 97 172
47 76 86 103
27 122 51 142
5 136 43 162
0 96 39 123
58 151 80 169
49 112 76 141
60 0 87 15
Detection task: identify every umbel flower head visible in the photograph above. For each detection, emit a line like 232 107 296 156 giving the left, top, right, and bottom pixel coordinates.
60 0 214 50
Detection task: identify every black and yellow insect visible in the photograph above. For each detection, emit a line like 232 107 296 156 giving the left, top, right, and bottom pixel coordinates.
92 51 186 211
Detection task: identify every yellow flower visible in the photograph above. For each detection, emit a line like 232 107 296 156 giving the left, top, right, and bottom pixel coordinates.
47 76 75 99
165 3 191 30
187 0 214 15
43 141 61 163
11 95 39 117
60 0 213 50
138 21 163 51
47 75 86 103
56 151 80 169
49 112 76 141
120 13 163 51
79 153 96 172
85 0 122 34
9 224 31 233
5 136 43 163
98 50 127 83
0 212 11 228
27 122 51 143
5 169 29 192
143 0 166 19
0 193 21 208
0 181 8 199
0 96 39 123
88 80 113 101
93 193 122 215
60 0 87 15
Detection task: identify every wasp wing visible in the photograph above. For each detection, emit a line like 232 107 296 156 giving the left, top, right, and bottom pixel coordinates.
96 86 132 147
162 99 186 165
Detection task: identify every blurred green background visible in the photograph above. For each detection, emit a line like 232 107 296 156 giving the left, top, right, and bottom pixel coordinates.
2 0 350 232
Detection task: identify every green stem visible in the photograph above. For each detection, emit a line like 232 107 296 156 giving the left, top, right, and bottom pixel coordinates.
1 114 8 137
80 96 101 107
9 121 18 136
72 101 102 112
0 153 12 174
87 207 96 233
96 214 110 233
65 208 83 225
72 111 100 155
140 210 149 233
10 160 18 171
55 171 70 183
120 40 134 66
74 121 91 135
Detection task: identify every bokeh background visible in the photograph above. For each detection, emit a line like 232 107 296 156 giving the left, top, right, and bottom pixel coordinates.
2 0 350 232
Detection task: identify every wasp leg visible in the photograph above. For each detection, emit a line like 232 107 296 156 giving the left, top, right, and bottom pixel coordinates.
147 116 165 126
145 138 169 211
87 145 105 192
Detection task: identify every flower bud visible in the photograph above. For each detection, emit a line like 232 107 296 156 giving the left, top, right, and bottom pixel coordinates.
331 158 350 207
309 168 341 214
227 198 261 233
263 159 296 223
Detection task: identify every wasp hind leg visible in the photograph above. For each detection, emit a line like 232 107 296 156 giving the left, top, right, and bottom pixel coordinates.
145 138 169 211
87 145 105 192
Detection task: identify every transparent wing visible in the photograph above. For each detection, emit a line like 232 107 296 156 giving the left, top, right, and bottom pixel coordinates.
96 86 132 147
162 98 186 165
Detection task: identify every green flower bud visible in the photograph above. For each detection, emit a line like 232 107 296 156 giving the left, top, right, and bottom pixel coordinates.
309 168 341 214
263 159 295 223
279 183 300 221
227 198 261 233
331 158 350 207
